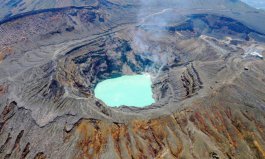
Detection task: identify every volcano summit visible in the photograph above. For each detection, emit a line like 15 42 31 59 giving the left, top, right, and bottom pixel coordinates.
0 0 265 159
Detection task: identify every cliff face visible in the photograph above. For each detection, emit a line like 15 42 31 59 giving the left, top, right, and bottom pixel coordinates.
1 89 265 159
0 0 265 159
72 102 265 159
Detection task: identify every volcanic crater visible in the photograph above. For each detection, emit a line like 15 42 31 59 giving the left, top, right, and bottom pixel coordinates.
0 0 265 159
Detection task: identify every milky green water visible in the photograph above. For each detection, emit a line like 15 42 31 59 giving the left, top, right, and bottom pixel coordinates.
94 74 155 107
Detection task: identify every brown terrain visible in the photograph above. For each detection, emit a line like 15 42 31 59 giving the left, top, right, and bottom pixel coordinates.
0 0 265 159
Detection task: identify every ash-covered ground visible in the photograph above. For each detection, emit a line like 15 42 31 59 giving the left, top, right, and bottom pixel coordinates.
0 0 265 159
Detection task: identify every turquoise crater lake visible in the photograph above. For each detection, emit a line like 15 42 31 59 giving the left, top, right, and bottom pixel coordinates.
94 74 155 107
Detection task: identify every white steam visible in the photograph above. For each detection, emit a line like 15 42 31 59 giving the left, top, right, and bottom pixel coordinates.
132 0 176 79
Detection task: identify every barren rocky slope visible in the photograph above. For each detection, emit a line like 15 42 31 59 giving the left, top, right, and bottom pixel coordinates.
0 0 265 159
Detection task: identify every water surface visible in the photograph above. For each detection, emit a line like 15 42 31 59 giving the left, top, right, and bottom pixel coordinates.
95 74 155 107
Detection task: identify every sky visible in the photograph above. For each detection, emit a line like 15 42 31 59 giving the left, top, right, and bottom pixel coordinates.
241 0 265 10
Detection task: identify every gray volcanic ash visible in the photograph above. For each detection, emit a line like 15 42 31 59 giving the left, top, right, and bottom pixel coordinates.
0 0 265 159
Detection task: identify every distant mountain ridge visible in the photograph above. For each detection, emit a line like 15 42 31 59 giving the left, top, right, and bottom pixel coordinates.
1 0 265 35
241 0 265 10
0 0 263 19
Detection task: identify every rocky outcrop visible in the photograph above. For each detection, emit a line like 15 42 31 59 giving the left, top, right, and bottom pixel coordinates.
0 0 265 158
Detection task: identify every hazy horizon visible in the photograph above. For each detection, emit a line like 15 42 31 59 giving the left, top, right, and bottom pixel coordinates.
241 0 265 9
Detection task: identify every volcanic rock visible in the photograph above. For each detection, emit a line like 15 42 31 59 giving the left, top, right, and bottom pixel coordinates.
0 0 265 159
